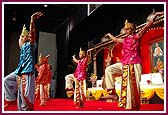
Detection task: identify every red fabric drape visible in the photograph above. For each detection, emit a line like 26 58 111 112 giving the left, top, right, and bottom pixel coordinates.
103 48 110 74
111 43 123 64
103 44 123 74
140 28 164 74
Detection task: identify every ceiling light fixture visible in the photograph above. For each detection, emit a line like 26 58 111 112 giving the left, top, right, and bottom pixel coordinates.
44 5 48 8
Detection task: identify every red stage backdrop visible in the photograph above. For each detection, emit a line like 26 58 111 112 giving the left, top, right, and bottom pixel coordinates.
140 28 164 73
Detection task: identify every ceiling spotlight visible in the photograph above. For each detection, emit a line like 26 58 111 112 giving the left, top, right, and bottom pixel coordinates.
12 17 16 21
44 5 48 8
12 11 16 22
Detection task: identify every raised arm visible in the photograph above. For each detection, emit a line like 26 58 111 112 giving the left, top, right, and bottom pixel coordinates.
29 12 43 44
86 50 90 62
44 54 51 63
72 55 79 63
45 54 51 59
105 33 124 43
138 11 164 38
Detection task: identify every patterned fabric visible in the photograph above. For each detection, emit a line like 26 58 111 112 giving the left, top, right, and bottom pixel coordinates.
43 56 52 84
17 74 35 111
35 63 51 104
14 42 37 75
74 79 85 107
74 57 88 80
121 34 141 64
36 64 48 85
119 64 140 110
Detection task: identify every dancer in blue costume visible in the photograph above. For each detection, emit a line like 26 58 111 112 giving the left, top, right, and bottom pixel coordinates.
4 12 43 111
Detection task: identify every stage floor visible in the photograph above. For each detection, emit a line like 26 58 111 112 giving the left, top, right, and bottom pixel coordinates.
4 98 164 112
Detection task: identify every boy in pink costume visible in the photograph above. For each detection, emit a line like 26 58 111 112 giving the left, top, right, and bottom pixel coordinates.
73 48 89 107
65 48 89 107
104 11 163 110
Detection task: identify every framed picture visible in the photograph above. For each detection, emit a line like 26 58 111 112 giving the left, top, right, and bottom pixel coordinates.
150 37 164 72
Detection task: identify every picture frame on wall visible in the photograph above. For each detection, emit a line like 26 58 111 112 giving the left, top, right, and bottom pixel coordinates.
150 37 164 73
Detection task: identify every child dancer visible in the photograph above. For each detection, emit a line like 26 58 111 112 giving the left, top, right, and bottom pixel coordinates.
35 53 50 106
65 48 89 107
4 12 43 111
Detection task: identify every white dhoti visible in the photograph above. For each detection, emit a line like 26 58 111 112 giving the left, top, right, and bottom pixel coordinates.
105 63 122 89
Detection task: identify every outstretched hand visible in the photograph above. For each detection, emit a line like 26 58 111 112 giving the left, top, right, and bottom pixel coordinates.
46 54 50 58
72 54 76 58
104 33 112 38
148 11 164 22
31 12 43 21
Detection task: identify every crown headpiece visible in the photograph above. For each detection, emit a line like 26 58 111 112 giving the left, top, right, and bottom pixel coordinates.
39 53 43 59
79 47 85 55
21 24 29 36
124 19 134 29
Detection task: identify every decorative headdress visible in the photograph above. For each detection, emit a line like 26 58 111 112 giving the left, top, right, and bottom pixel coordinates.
37 53 44 65
39 53 43 59
39 53 50 64
79 47 85 55
21 24 29 36
124 19 134 30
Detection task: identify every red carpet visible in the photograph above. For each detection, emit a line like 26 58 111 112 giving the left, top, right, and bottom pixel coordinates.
4 98 164 112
